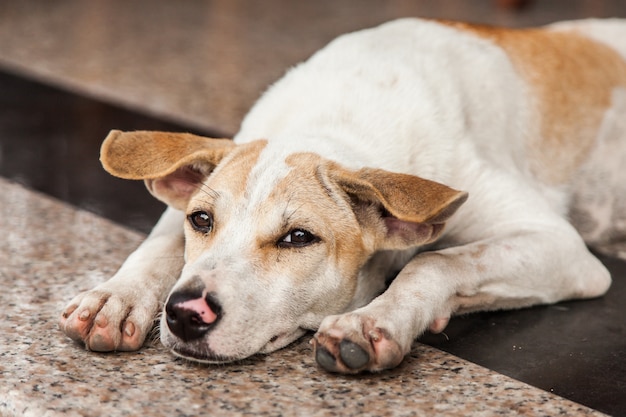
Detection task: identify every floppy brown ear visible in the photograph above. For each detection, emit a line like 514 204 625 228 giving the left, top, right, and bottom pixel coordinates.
329 165 468 250
100 130 235 210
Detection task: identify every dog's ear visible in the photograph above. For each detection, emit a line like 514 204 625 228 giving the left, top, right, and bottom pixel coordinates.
100 130 235 210
330 165 468 250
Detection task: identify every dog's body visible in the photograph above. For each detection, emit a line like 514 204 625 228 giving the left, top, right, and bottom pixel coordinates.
60 18 626 373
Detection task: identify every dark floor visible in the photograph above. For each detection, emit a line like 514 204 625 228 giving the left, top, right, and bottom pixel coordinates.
1 71 624 416
0 70 214 233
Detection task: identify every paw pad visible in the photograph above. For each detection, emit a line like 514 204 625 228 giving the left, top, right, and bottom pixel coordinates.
339 340 370 370
315 346 337 371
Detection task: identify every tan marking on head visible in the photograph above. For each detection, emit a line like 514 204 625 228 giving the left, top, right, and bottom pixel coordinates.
204 139 268 200
440 20 626 184
183 140 268 263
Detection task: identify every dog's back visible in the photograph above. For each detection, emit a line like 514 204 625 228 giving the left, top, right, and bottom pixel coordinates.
549 19 626 59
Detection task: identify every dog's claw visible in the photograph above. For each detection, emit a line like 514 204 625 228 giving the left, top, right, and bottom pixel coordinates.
368 329 381 342
62 305 76 319
339 340 370 370
124 321 135 337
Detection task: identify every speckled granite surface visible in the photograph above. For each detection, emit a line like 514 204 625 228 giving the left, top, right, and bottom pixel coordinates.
0 177 605 417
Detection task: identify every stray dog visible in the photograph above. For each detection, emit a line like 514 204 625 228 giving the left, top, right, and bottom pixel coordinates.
60 18 626 373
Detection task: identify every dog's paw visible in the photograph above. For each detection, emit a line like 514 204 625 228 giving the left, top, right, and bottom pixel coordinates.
59 286 158 352
311 313 405 374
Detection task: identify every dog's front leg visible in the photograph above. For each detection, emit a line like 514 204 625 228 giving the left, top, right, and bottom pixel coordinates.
313 225 611 374
59 207 185 352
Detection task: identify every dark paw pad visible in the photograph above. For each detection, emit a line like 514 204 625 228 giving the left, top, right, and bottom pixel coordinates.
339 340 370 370
315 346 338 372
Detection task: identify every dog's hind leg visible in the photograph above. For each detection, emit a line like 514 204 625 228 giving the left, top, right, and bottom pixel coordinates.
59 207 185 352
313 220 611 374
569 88 626 260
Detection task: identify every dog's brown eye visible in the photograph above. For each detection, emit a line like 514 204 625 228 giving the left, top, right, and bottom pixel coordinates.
189 211 213 233
279 229 319 248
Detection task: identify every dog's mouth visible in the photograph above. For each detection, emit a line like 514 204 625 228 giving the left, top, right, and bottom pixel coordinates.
258 328 308 353
166 328 308 364
169 344 238 364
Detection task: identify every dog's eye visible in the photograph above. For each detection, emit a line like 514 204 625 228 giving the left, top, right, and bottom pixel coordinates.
188 211 213 233
278 229 319 248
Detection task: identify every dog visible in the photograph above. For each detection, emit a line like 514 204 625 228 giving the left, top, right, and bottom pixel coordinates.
60 18 626 374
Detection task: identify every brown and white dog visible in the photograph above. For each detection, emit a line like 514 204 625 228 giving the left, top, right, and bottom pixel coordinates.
60 18 626 373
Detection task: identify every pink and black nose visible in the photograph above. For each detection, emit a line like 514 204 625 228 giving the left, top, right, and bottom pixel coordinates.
165 290 222 342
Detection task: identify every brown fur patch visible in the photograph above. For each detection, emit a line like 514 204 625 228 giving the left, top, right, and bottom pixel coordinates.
206 139 268 200
440 20 626 184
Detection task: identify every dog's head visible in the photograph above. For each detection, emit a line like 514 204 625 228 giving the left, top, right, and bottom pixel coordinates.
101 130 467 362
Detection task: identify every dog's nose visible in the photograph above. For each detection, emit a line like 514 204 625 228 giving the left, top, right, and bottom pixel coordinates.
165 291 222 342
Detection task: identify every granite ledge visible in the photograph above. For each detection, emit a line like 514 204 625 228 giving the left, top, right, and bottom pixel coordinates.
0 178 606 417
